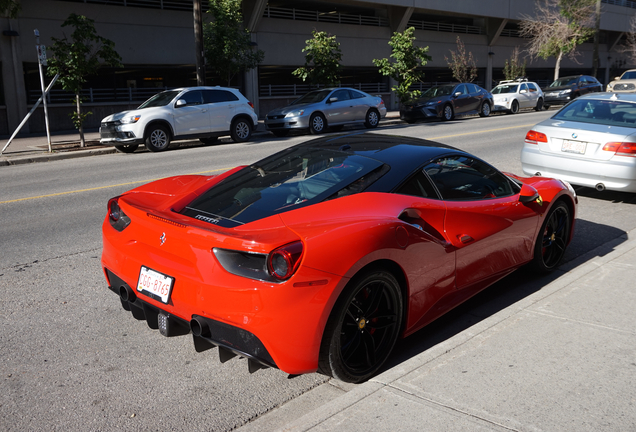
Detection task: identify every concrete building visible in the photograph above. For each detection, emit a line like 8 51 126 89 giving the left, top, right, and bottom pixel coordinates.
1 0 634 135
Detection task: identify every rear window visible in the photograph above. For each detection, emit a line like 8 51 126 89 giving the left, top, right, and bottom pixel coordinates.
182 148 386 227
552 99 636 127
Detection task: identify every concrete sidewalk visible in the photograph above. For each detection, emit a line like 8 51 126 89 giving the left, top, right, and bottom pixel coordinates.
239 229 636 431
0 111 403 167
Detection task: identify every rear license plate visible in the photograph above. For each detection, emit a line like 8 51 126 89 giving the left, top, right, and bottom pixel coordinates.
137 266 174 304
561 140 587 154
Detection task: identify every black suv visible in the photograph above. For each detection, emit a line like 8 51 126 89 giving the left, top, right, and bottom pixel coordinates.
543 75 602 109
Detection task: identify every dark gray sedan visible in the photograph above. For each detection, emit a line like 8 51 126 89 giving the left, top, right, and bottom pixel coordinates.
400 83 493 123
264 88 387 137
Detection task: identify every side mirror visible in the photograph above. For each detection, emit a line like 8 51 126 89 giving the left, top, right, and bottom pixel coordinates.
519 183 540 203
520 89 527 94
176 99 187 107
328 97 338 103
454 92 462 97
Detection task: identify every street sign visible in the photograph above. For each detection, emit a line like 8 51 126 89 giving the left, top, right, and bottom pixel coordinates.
37 44 47 66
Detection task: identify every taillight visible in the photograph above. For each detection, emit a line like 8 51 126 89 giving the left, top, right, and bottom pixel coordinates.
525 130 548 145
108 197 131 231
267 242 303 281
602 142 636 157
248 101 254 109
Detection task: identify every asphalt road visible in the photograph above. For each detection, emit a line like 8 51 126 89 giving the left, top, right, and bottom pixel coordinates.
1 110 635 431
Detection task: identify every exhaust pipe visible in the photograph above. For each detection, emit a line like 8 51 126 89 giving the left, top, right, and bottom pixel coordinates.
595 183 605 191
191 316 211 337
119 285 136 303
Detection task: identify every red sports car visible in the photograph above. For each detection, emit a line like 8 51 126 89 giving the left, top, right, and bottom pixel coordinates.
101 133 577 383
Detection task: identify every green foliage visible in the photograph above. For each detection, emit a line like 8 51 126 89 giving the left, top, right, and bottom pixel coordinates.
204 0 264 86
503 47 527 80
373 27 431 104
292 30 342 86
0 0 20 18
445 36 477 83
70 105 92 130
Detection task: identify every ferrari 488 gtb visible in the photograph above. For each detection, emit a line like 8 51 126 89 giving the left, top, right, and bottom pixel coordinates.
101 133 577 383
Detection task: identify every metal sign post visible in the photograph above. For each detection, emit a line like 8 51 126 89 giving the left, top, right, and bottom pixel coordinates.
34 29 52 153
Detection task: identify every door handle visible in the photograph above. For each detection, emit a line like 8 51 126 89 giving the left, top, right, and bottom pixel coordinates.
458 234 473 244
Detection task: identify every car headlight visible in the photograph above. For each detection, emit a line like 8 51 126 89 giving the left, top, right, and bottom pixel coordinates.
285 109 305 117
120 115 141 124
424 100 441 106
560 89 572 96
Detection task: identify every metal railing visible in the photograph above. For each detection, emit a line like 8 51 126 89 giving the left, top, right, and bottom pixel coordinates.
602 0 636 8
259 83 389 98
59 0 207 11
27 87 171 105
262 6 388 27
407 20 484 35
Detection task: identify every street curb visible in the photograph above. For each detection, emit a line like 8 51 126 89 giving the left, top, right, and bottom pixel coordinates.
276 227 636 432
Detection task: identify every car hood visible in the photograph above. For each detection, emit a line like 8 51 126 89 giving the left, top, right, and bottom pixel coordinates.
408 96 449 106
101 106 165 123
267 102 317 116
544 85 574 92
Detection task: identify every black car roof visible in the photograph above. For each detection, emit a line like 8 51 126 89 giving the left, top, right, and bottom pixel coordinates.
297 132 465 191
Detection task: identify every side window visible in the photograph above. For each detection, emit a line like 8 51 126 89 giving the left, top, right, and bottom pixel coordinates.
423 156 514 200
332 90 351 102
395 170 439 199
179 90 203 105
454 84 467 95
350 90 366 99
203 90 239 103
527 83 538 92
520 83 528 92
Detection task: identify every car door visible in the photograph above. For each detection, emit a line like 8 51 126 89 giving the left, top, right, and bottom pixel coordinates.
518 83 534 108
465 84 482 112
349 89 371 121
423 155 539 291
172 90 211 136
451 84 471 114
322 89 355 124
203 89 240 132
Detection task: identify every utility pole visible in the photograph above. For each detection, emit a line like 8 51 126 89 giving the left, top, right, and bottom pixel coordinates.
34 29 52 152
193 0 205 86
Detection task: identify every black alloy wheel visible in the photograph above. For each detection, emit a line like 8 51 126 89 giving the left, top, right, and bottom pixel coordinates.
309 113 327 134
442 104 454 121
509 100 520 114
145 126 171 152
479 101 491 117
534 98 544 111
365 109 380 128
532 201 571 273
114 144 139 153
319 270 403 383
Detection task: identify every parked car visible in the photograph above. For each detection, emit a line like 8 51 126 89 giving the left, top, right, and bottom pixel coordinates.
264 88 386 136
606 69 636 93
102 132 577 384
400 83 493 122
542 75 602 109
99 86 258 153
521 93 636 192
491 79 544 114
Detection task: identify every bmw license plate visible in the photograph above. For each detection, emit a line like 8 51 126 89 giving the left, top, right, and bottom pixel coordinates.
137 266 174 304
561 140 587 155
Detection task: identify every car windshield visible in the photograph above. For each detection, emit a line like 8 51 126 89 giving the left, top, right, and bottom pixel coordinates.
552 99 636 127
421 85 455 98
549 77 577 87
182 148 386 226
138 91 180 108
291 90 332 105
621 71 636 80
492 84 519 94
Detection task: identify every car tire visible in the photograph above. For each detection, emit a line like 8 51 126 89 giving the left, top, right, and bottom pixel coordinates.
309 113 327 134
531 201 571 273
509 100 519 114
114 144 139 153
442 104 454 121
230 118 252 143
364 109 380 128
318 270 403 383
479 101 491 117
199 137 218 145
145 125 171 152
534 98 544 111
271 130 290 137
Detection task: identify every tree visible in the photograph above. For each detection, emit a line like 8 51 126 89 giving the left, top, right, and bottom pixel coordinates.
445 36 477 83
503 46 527 81
292 30 342 87
621 14 636 66
46 13 121 147
0 0 20 18
204 0 264 86
519 0 596 81
373 27 432 104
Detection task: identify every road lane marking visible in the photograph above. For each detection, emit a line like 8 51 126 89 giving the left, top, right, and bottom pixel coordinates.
427 123 536 140
0 167 231 204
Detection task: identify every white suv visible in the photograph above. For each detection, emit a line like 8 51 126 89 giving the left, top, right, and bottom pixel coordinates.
99 86 258 153
491 79 544 114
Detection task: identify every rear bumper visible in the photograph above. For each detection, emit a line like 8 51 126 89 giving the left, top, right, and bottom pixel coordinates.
521 145 636 192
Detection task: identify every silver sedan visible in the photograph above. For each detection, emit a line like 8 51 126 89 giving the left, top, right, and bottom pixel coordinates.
264 88 387 137
521 93 636 192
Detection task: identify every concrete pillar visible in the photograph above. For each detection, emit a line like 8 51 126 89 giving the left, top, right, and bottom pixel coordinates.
1 18 29 134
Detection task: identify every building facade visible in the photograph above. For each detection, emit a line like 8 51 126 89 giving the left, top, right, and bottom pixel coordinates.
1 0 634 135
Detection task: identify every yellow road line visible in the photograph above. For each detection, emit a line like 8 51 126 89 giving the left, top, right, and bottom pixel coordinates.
427 123 535 140
0 167 231 205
